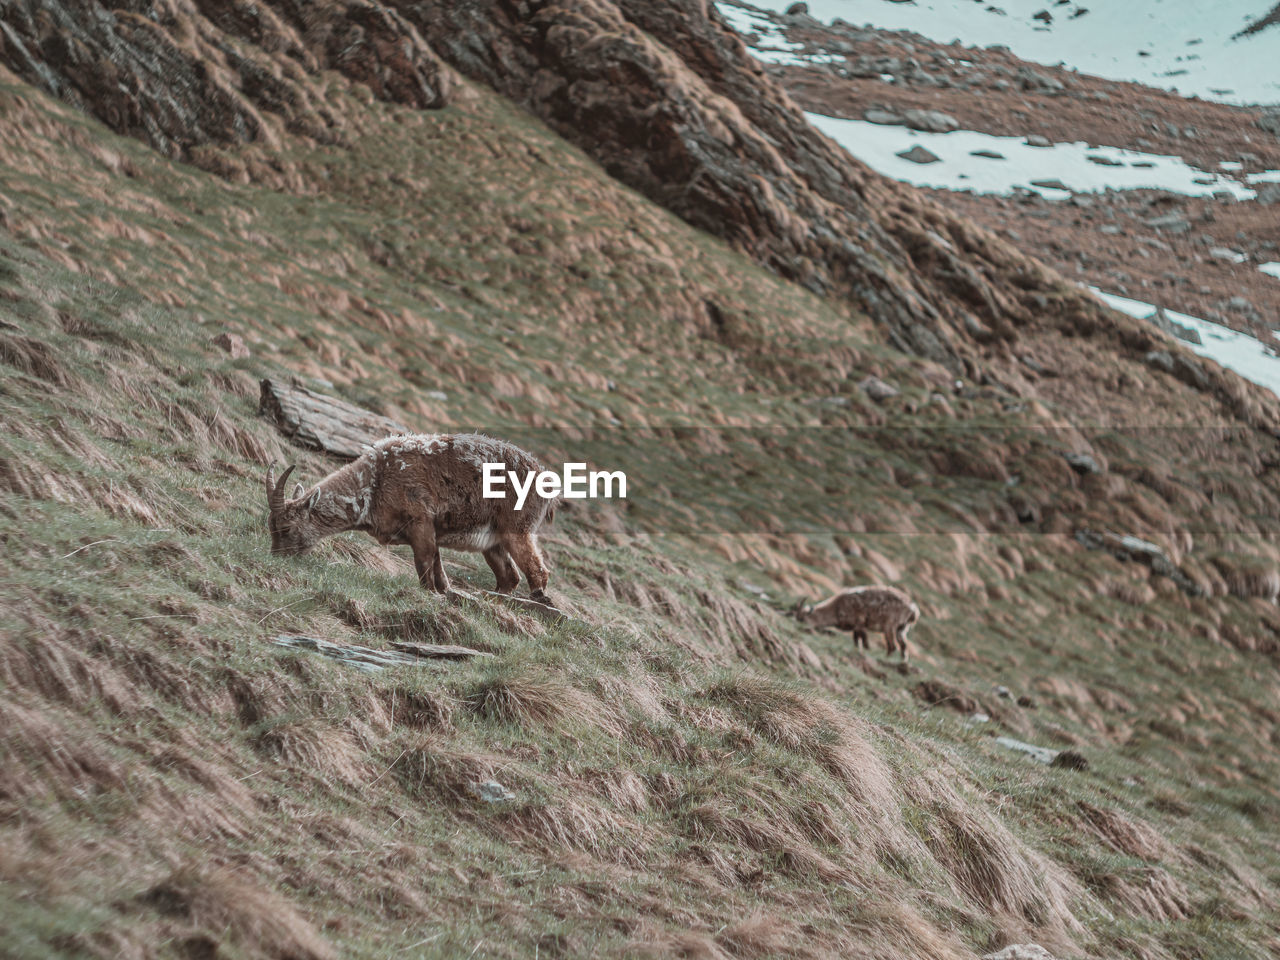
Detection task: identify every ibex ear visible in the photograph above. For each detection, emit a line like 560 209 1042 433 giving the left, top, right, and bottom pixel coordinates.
303 490 320 513
292 482 305 500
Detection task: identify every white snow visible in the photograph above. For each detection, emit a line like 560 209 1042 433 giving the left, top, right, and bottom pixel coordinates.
805 113 1260 200
725 0 1280 104
1260 262 1280 280
717 3 847 66
1091 288 1280 398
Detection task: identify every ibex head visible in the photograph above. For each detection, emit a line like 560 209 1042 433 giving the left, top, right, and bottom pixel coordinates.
791 598 812 621
265 461 319 555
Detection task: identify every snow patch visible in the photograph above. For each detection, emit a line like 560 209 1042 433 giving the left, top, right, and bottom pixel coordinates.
1092 287 1280 398
805 113 1261 200
1260 262 1280 280
726 0 1280 104
717 4 846 66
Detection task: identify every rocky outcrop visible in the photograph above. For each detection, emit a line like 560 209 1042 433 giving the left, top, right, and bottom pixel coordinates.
6 0 1280 433
0 0 455 160
387 0 1063 376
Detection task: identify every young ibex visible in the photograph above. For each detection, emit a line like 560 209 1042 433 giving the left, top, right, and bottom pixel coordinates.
265 434 556 601
793 586 921 661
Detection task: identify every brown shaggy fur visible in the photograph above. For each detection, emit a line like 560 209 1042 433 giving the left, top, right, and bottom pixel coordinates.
796 586 921 661
266 433 556 599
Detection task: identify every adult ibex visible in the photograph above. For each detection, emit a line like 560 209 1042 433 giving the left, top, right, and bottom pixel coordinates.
265 434 556 601
793 586 920 661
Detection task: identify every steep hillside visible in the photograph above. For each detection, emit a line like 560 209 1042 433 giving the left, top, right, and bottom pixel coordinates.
3 3 1280 960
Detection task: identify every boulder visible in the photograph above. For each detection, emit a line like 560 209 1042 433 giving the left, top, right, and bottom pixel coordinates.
897 145 941 164
864 108 905 125
1257 183 1280 206
1148 307 1202 345
1145 213 1190 233
210 332 250 359
902 108 959 132
858 375 900 400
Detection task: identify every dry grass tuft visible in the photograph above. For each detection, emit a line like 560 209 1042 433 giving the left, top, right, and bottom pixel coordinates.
626 928 735 960
0 625 139 716
0 699 124 802
252 718 371 786
502 796 639 862
391 737 503 804
1098 866 1191 922
378 684 455 730
0 331 75 386
845 900 976 960
136 865 336 960
1209 553 1280 602
704 673 898 812
912 773 1080 938
469 667 620 737
1075 802 1175 862
682 801 851 883
713 910 798 958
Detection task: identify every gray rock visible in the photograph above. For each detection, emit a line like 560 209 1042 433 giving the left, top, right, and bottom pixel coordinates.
470 780 516 804
970 149 1005 159
1149 307 1202 345
858 375 900 400
1029 178 1068 191
1256 183 1280 206
785 1 809 13
983 945 1058 960
271 634 494 673
1228 295 1254 312
1017 67 1064 92
1099 224 1123 235
1024 134 1052 147
1209 246 1244 261
1063 451 1101 475
1145 213 1190 233
896 145 941 164
902 108 959 132
864 108 904 125
1086 154 1122 166
995 736 1060 765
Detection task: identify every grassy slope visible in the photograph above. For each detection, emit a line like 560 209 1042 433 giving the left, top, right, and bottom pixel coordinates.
2 62 1280 960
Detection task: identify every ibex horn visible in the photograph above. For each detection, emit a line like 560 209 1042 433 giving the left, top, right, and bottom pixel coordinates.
266 462 295 512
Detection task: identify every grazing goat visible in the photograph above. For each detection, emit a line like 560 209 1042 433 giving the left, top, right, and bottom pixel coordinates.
793 586 920 661
265 434 556 601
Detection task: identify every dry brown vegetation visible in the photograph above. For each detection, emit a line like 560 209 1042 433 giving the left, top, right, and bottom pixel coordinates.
1 4 1280 958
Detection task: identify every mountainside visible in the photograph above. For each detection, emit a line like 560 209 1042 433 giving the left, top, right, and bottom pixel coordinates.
3 3 1280 960
740 0 1280 104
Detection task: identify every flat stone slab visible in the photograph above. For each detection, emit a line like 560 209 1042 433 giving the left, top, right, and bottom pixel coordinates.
473 590 568 622
995 736 1060 765
272 634 491 673
259 377 409 459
